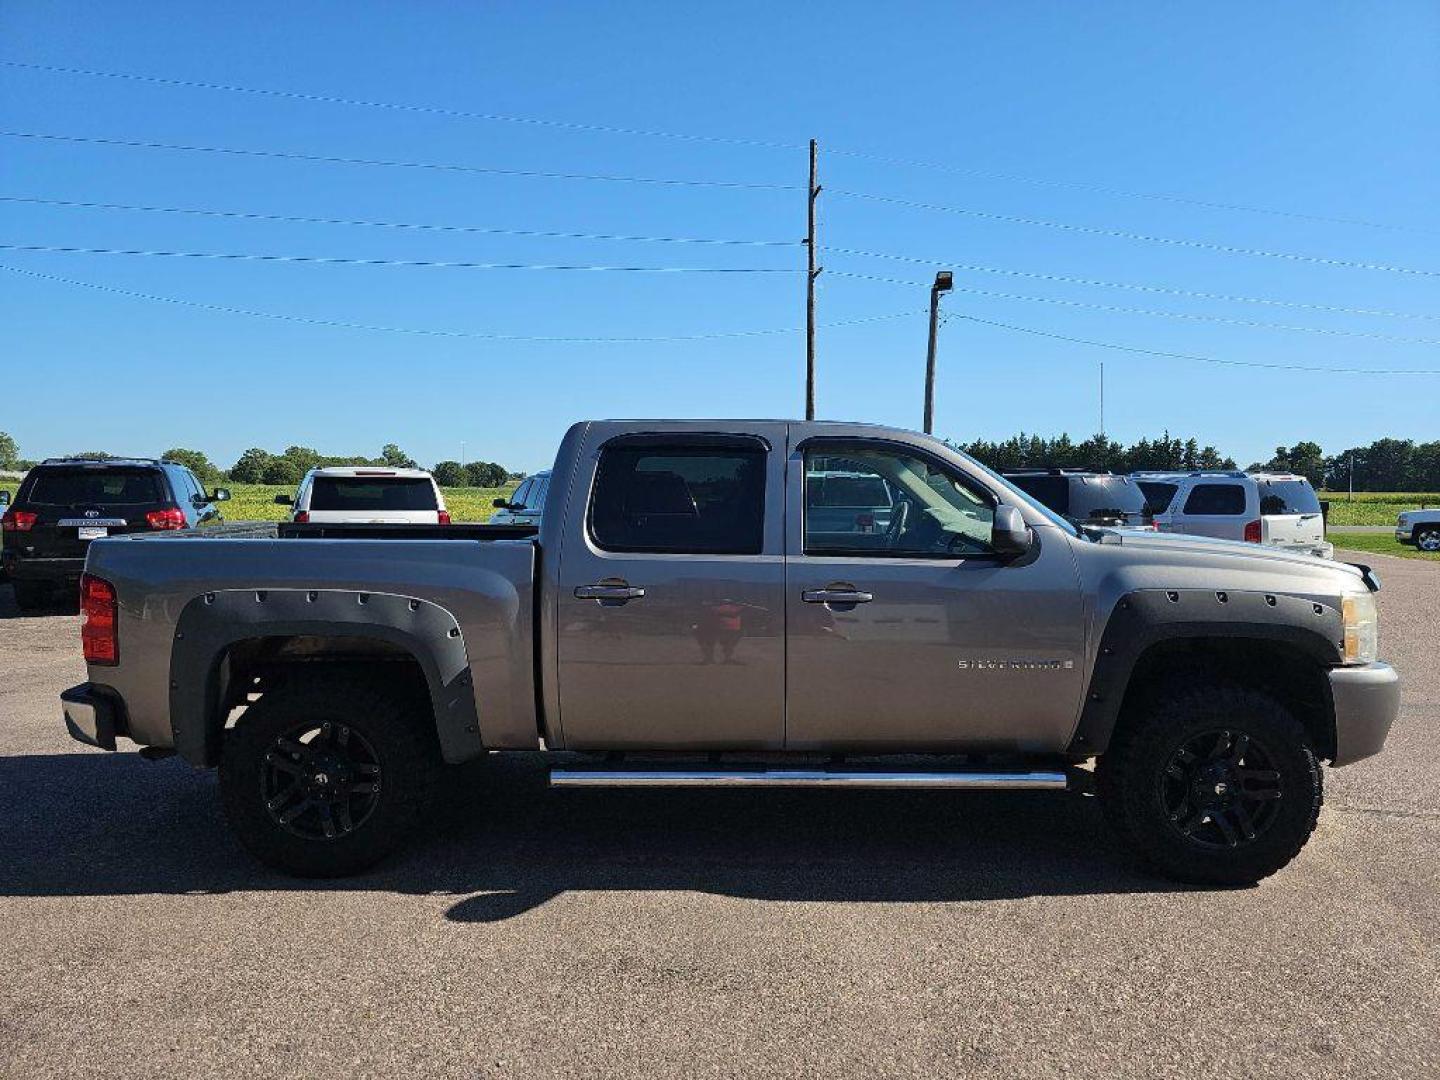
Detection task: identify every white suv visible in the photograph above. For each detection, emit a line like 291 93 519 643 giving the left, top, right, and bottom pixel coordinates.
1132 471 1332 558
278 467 450 525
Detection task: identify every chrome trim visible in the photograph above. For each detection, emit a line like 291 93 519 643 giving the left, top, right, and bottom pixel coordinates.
551 768 1068 789
801 589 874 605
573 584 646 601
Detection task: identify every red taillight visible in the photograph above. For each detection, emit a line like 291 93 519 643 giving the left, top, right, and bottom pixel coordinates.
293 510 310 524
437 510 452 525
2 509 37 532
145 506 187 530
1243 519 1262 543
80 573 118 665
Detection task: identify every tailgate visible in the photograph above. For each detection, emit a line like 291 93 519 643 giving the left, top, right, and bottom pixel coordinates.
19 467 165 556
1262 512 1325 549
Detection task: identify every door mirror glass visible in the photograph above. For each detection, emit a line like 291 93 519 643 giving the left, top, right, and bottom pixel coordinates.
991 504 1033 556
0 490 9 507
211 487 231 502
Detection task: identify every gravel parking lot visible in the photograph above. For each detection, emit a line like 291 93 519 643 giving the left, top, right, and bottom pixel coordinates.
1 553 1436 1079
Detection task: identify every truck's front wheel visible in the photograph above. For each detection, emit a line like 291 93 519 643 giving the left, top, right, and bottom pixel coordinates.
1097 684 1323 885
220 673 441 877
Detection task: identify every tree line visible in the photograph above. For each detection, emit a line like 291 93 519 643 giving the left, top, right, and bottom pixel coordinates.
0 433 518 489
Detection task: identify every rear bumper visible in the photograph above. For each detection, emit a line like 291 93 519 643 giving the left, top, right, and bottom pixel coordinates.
7 555 86 584
1329 662 1400 767
60 683 127 751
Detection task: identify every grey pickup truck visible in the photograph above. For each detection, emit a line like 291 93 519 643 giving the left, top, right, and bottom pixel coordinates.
60 420 1400 884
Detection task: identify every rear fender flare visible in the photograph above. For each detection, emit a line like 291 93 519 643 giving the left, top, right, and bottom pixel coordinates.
169 588 482 766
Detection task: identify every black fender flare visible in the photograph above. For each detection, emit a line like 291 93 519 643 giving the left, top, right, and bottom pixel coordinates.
169 588 483 767
1066 587 1343 757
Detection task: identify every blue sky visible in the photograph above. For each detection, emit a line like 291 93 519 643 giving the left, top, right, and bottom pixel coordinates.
2 1 1437 473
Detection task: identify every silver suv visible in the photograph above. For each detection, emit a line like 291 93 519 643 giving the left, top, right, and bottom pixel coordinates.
1133 471 1332 558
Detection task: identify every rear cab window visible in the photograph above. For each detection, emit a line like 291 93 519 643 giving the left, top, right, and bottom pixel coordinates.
1258 479 1321 516
1182 483 1247 515
309 476 439 512
589 441 766 554
23 467 163 506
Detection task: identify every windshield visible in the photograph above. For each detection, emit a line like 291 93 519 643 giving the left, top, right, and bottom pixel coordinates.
310 477 438 512
1258 479 1321 515
949 449 1081 537
25 467 163 506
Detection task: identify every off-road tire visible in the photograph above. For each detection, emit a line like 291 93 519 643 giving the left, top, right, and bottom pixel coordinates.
1097 682 1323 886
220 672 442 877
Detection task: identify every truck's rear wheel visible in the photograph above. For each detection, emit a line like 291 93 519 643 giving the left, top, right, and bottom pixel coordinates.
219 673 441 877
1096 683 1322 885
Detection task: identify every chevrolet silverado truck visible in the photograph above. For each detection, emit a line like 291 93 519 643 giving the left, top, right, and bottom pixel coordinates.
59 420 1400 884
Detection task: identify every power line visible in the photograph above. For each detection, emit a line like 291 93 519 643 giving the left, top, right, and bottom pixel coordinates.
0 130 800 191
828 189 1440 279
0 59 804 151
0 263 919 341
0 242 799 273
823 247 1440 322
949 314 1440 376
827 271 1440 346
0 194 801 247
6 58 1430 236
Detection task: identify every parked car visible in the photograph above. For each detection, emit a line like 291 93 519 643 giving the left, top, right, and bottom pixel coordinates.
277 467 450 524
1132 470 1332 558
1395 508 1440 552
60 419 1397 886
1 457 228 612
1002 470 1154 529
803 467 897 534
489 469 550 525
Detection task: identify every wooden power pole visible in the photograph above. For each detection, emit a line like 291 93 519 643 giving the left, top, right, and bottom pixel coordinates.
805 139 820 421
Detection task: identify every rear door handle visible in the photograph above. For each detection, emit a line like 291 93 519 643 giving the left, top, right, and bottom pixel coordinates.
802 588 873 605
575 583 646 602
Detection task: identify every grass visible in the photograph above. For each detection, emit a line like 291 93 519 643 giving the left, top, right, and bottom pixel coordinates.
0 481 519 523
221 483 519 522
1319 492 1440 527
1331 532 1440 562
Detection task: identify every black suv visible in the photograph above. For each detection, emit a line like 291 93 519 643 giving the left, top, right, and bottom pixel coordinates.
1 458 230 612
1002 469 1154 530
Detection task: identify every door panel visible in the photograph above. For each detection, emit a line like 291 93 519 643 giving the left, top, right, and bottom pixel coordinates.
555 426 787 750
785 437 1086 753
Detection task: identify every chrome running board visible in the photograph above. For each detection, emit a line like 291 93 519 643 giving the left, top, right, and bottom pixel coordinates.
549 767 1068 790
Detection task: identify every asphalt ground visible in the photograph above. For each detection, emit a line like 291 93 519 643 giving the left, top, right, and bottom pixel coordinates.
0 552 1436 1078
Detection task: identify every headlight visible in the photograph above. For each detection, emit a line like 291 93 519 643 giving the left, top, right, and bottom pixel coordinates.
1342 592 1379 664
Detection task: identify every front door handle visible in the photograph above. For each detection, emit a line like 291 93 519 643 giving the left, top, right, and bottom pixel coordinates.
575 583 646 602
802 588 873 605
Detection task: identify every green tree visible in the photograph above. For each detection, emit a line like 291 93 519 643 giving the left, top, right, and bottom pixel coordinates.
380 443 417 469
228 448 272 483
70 451 112 460
262 458 302 486
464 461 509 487
432 460 466 487
0 431 18 470
162 447 221 483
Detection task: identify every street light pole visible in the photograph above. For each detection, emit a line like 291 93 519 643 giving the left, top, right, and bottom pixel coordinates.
923 270 953 435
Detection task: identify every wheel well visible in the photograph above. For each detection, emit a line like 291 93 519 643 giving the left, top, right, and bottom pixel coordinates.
1118 638 1335 760
215 635 432 733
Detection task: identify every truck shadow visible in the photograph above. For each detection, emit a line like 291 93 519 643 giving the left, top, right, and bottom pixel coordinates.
0 752 1187 918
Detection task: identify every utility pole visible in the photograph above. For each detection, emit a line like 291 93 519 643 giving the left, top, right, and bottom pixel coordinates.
1099 362 1105 437
922 271 953 434
805 139 820 421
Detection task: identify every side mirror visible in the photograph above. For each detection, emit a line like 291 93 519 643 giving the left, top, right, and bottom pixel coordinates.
211 487 231 503
0 491 9 507
492 498 512 510
991 504 1033 557
274 494 293 506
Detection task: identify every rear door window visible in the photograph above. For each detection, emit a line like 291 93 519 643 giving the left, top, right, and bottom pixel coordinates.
590 443 766 554
309 477 439 512
24 468 163 506
1183 483 1247 515
1258 479 1321 516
